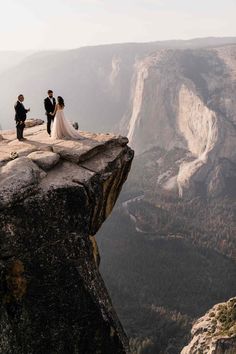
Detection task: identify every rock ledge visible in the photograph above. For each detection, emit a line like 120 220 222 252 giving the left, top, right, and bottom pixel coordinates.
0 124 134 354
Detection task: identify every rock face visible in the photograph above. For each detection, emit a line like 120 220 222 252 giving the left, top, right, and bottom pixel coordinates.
24 118 44 128
181 298 236 354
120 46 236 198
0 125 134 354
27 151 60 171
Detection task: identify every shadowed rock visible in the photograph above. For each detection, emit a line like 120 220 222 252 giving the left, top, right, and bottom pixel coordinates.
0 124 134 354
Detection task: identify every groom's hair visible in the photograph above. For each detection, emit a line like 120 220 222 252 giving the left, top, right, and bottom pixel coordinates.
48 90 53 94
18 94 24 99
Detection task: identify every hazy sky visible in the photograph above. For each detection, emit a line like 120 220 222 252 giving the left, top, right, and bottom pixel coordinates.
0 0 235 50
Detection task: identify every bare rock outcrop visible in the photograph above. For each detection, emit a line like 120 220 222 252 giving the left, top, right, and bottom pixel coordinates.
181 298 236 354
0 125 134 354
24 118 44 128
27 151 60 171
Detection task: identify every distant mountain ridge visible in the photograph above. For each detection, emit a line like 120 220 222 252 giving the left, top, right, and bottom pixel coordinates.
1 37 236 199
1 37 236 130
0 51 34 74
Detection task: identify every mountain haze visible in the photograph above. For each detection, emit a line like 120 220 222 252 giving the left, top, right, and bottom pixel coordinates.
0 51 34 75
1 37 236 353
1 37 236 133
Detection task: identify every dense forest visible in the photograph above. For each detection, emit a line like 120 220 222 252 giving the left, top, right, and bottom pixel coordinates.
127 196 236 260
97 206 236 353
97 146 236 353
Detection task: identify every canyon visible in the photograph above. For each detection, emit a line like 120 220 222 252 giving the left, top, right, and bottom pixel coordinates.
0 37 236 353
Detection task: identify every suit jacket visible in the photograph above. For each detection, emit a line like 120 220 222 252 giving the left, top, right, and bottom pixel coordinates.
14 101 28 122
44 97 56 116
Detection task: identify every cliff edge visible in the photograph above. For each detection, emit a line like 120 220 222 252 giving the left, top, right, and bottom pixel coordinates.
181 298 236 354
0 124 134 354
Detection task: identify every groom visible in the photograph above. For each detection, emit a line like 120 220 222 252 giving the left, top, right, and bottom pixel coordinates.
44 90 56 136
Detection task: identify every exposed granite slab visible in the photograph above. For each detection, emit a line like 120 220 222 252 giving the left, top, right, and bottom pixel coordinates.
0 124 127 166
0 157 46 209
0 123 134 354
28 151 60 171
181 298 236 354
0 141 38 166
39 161 95 190
79 146 124 172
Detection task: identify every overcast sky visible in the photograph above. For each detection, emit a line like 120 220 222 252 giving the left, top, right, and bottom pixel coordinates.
0 0 235 50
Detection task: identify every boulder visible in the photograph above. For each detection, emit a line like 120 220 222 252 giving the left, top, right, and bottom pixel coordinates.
28 150 60 170
25 118 44 128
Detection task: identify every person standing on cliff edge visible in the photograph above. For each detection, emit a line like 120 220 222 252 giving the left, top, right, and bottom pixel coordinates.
44 90 56 136
14 94 30 141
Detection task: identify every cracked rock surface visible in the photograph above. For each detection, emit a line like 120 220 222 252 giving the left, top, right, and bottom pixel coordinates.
0 124 134 354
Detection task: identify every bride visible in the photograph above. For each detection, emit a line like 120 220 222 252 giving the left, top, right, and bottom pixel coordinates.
51 96 83 140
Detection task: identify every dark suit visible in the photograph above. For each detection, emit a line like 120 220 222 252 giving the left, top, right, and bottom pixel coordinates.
44 97 56 135
14 101 28 140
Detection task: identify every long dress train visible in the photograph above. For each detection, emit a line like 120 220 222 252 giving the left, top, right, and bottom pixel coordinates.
51 109 82 140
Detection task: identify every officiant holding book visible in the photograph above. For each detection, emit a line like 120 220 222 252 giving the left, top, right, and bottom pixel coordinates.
14 94 30 141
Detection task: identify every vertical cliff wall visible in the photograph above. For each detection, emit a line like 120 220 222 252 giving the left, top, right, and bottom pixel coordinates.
120 46 236 198
0 126 134 354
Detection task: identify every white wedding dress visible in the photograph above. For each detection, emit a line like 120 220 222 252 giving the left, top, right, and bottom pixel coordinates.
51 108 83 140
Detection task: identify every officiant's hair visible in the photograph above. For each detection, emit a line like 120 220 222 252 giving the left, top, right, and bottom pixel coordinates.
57 96 65 107
48 90 53 94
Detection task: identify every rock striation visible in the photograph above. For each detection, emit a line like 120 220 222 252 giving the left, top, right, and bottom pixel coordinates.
0 124 134 354
181 298 236 354
120 46 236 198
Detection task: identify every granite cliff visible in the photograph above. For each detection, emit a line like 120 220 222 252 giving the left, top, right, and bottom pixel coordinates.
120 46 236 198
0 124 134 354
181 298 236 354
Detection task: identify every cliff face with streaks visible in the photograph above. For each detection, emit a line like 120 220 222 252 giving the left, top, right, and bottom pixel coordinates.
120 46 236 198
0 125 133 354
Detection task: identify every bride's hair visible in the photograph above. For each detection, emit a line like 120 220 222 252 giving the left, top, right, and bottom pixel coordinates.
57 96 65 107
